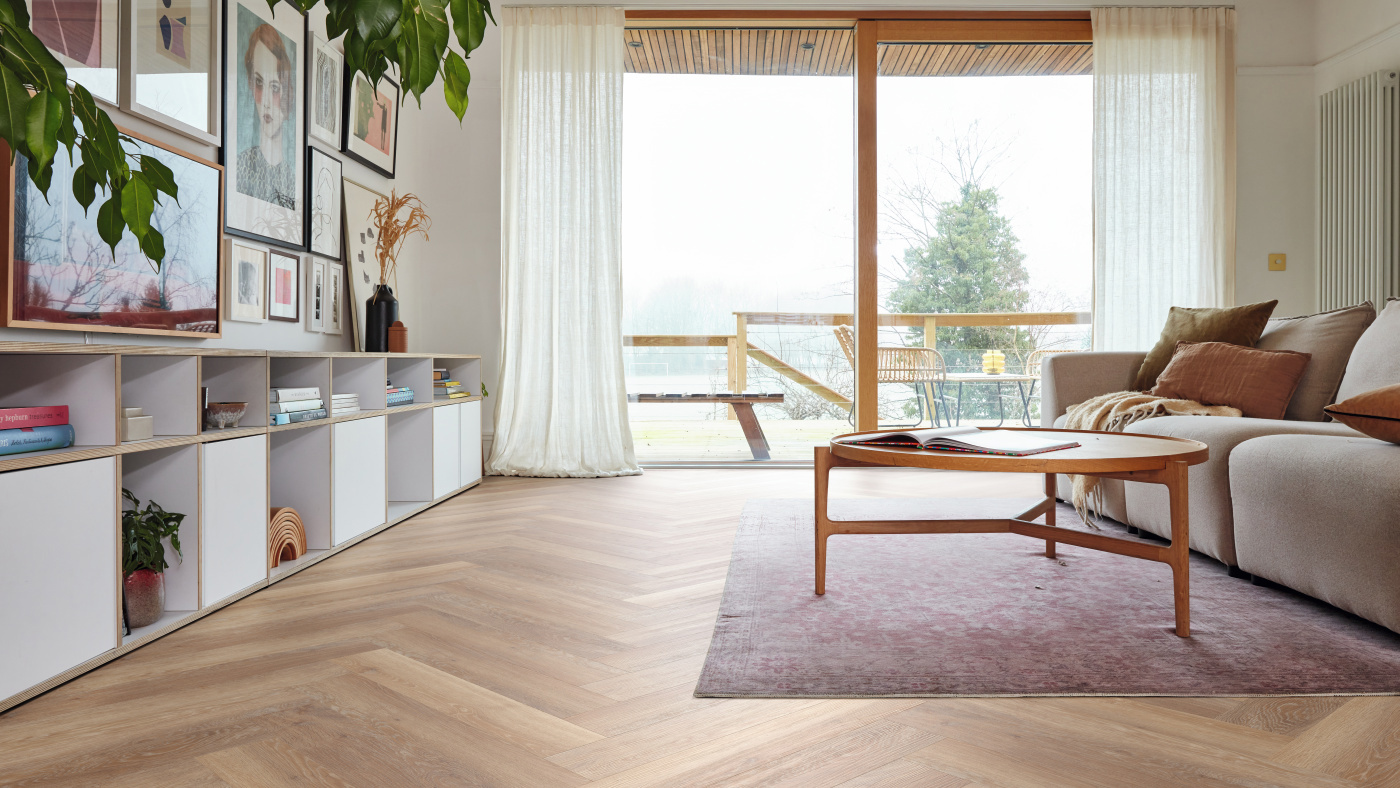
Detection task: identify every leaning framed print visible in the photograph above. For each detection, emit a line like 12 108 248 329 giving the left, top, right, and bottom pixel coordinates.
305 256 325 332
343 70 399 178
341 177 386 350
267 249 299 321
2 127 224 338
124 0 221 143
27 0 119 104
324 262 344 335
307 146 342 259
306 29 342 148
223 0 305 248
225 239 266 322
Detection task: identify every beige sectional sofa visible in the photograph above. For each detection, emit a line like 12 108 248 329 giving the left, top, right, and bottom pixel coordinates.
1040 299 1400 632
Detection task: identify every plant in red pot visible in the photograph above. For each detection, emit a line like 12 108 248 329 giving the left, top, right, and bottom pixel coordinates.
121 489 185 630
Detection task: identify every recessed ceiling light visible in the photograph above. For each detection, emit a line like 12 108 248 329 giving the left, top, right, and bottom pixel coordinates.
801 42 815 51
974 43 990 50
628 40 643 48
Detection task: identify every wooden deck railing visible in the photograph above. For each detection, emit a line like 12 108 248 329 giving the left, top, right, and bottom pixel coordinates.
623 310 1090 417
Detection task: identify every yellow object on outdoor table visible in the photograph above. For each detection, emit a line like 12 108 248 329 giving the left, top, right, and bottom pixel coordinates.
982 349 1006 374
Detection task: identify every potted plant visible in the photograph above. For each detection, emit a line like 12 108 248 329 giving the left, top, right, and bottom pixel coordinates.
121 489 185 629
365 190 432 351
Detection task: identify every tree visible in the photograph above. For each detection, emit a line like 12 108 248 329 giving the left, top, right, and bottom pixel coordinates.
0 0 494 270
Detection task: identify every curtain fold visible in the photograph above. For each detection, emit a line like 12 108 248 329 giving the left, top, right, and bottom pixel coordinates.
488 6 640 477
1092 7 1236 351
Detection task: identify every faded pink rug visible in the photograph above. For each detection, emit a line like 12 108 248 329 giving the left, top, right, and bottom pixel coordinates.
695 498 1400 697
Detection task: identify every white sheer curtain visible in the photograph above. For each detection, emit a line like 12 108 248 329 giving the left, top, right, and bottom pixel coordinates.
1092 7 1236 350
488 6 639 477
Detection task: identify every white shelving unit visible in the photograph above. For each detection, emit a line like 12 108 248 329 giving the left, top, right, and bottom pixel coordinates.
0 343 483 713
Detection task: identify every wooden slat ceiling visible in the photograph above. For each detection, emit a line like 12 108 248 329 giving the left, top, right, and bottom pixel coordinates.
623 29 1093 77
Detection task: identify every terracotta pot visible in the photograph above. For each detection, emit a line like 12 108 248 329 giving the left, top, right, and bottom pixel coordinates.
123 570 164 629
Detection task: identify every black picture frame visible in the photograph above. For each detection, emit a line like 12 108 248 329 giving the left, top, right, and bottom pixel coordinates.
341 68 400 179
221 0 308 250
306 146 344 260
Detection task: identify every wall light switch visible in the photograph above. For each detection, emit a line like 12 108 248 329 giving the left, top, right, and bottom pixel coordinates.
1268 253 1287 271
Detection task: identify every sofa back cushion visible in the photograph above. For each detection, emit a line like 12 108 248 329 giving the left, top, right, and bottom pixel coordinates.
1133 301 1278 391
1324 383 1400 444
1256 301 1376 421
1337 298 1400 402
1152 341 1311 420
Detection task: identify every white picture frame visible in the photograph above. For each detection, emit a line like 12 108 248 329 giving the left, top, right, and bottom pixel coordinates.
123 0 221 143
324 262 344 335
226 239 266 323
305 256 326 332
306 30 342 148
307 146 342 259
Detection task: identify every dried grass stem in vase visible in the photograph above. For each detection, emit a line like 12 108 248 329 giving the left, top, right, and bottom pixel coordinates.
370 190 432 295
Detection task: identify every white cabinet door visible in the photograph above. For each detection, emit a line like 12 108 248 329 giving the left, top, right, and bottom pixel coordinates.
459 399 482 487
0 458 117 702
432 404 460 499
333 416 386 545
201 436 268 607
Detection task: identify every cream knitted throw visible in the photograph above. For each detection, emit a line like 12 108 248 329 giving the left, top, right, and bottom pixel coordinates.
1063 391 1241 526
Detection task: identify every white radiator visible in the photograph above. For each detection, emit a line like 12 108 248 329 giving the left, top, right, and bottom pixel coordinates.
1319 69 1400 310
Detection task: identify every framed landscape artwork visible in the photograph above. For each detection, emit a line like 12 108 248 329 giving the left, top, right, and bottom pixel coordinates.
27 0 119 104
126 0 220 142
223 0 305 248
341 177 386 349
307 147 342 259
306 30 342 148
267 249 299 321
305 256 325 332
324 262 344 335
2 128 223 338
343 71 399 178
226 239 266 322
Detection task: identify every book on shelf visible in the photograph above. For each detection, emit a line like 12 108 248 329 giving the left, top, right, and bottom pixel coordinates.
435 391 472 400
270 387 320 403
0 406 69 430
433 380 461 387
330 393 359 402
835 426 1079 457
0 424 76 456
287 408 328 423
269 399 324 415
270 413 290 426
331 408 359 416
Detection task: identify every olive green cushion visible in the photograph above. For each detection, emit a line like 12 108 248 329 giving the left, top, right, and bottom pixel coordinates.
1133 300 1278 391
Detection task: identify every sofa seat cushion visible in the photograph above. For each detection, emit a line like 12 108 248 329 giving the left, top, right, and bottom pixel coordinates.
1337 298 1400 402
1256 301 1376 421
1231 434 1400 634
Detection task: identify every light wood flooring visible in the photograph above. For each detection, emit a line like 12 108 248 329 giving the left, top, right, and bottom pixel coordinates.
2 469 1397 787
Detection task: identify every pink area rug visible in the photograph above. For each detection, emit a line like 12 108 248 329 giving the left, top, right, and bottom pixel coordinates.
695 498 1400 697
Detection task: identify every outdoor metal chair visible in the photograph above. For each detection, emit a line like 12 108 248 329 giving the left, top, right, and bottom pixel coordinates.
833 325 953 428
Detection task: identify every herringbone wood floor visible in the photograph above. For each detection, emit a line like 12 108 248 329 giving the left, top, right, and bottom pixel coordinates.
2 469 1398 787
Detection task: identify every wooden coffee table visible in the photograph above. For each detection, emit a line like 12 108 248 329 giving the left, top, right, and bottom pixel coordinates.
816 429 1210 637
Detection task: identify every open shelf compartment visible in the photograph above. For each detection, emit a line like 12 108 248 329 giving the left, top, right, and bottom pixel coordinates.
270 356 332 426
332 356 387 415
270 424 333 580
387 356 434 405
120 445 200 644
387 408 433 516
0 354 117 461
199 356 268 430
120 355 199 444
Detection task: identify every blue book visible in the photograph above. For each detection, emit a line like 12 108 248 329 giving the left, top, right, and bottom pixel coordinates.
0 424 76 456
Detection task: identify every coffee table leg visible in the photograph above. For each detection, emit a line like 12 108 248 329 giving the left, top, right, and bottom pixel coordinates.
1044 473 1057 559
815 445 831 595
1166 460 1191 637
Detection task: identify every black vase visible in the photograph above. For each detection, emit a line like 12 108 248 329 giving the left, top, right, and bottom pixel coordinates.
364 285 398 352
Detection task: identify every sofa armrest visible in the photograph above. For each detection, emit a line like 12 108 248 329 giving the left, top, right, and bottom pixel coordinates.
1040 351 1147 427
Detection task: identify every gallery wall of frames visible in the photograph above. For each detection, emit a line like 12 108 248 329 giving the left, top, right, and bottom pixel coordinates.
1 0 406 353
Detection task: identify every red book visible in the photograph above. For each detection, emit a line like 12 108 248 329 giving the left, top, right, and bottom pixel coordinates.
0 406 69 429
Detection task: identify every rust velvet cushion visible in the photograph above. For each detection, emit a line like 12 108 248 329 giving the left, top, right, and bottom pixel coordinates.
1133 300 1279 391
1324 384 1400 444
1151 341 1312 420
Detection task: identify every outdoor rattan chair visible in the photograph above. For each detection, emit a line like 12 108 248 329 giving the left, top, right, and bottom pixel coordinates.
834 325 952 428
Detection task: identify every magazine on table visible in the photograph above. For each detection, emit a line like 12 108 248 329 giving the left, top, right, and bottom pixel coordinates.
837 426 1079 457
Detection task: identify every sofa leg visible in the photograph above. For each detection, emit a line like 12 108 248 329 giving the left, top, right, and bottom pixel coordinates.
1127 526 1140 535
1227 566 1249 580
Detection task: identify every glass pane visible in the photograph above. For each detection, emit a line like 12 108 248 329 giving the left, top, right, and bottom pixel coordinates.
623 28 854 463
134 0 217 132
876 42 1093 429
28 0 119 104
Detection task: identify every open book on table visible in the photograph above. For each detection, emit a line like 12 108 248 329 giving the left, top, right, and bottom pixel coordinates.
836 426 1079 457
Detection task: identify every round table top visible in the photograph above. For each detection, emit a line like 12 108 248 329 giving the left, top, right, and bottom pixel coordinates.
829 428 1209 474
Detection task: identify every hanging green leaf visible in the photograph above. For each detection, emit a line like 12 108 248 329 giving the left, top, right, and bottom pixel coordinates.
443 50 470 120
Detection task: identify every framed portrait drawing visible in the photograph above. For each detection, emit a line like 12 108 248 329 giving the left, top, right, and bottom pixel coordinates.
343 70 399 178
341 177 385 350
306 30 342 148
3 127 223 338
307 146 342 259
226 239 266 322
27 0 119 104
267 249 299 321
305 256 325 332
324 262 344 335
223 0 305 248
125 0 221 143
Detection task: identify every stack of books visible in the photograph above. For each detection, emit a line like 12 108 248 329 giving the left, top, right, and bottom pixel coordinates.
387 381 415 407
330 393 359 416
269 387 327 425
435 371 471 400
0 406 74 456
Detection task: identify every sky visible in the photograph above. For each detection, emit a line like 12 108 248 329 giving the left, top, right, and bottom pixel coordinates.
621 69 1094 332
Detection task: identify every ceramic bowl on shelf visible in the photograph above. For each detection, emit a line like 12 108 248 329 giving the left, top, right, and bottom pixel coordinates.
204 402 248 430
